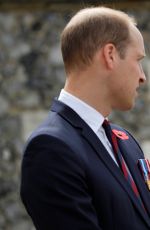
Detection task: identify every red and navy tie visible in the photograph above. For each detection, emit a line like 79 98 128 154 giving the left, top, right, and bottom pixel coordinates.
102 119 145 210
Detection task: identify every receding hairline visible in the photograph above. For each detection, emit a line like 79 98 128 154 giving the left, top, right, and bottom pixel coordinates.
61 6 137 74
65 7 136 29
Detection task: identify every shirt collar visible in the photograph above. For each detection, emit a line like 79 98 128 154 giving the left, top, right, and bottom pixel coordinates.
58 89 104 133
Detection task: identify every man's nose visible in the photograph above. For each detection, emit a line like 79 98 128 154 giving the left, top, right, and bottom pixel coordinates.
140 71 146 84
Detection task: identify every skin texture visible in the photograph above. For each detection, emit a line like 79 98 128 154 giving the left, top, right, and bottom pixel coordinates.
64 25 146 117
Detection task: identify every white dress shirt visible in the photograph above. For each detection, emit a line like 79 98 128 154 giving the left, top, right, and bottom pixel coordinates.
58 89 118 165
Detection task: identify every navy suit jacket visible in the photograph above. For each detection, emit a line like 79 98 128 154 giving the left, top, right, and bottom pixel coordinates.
21 99 150 230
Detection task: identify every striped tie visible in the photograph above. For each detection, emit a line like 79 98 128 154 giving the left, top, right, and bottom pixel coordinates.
102 119 145 210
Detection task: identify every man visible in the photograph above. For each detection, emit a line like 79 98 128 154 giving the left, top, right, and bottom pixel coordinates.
20 6 150 230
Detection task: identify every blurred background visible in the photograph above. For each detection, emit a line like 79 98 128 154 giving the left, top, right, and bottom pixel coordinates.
0 0 150 229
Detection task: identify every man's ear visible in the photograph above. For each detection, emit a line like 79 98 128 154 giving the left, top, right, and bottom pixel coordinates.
102 43 118 70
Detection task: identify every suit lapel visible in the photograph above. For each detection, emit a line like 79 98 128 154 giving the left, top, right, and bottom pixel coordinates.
51 99 150 227
110 123 150 224
81 125 150 227
118 139 150 216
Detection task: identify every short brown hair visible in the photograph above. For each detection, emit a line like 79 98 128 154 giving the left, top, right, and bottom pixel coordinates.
61 7 136 73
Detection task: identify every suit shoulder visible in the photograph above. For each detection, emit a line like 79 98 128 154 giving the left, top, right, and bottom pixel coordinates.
23 111 86 163
25 111 70 145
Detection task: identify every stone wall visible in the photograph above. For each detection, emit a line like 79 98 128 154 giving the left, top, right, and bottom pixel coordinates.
0 7 150 230
0 11 66 230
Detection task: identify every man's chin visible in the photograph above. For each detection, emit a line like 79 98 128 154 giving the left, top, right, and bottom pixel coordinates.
115 102 135 112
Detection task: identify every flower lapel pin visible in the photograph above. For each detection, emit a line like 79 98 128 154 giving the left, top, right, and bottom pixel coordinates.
112 129 129 140
138 159 150 191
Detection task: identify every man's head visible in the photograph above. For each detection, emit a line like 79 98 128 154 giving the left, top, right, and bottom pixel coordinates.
61 7 146 116
61 7 136 74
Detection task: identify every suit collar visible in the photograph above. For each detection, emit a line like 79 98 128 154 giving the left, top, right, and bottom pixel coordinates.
51 98 84 128
51 99 150 226
58 89 104 133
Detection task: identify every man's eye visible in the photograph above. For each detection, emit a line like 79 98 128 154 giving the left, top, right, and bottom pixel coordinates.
138 59 144 66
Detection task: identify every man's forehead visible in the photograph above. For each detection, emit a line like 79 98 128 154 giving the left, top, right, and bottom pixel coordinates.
129 25 145 53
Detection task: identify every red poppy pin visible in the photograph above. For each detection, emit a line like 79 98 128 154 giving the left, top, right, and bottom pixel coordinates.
112 129 129 140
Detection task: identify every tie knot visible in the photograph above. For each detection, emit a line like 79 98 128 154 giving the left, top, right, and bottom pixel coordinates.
102 119 112 142
102 119 110 128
